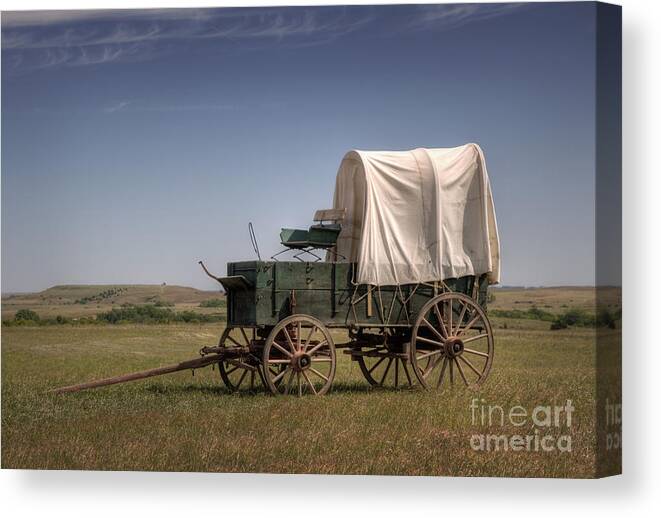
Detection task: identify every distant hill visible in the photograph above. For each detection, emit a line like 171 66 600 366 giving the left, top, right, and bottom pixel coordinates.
2 284 222 306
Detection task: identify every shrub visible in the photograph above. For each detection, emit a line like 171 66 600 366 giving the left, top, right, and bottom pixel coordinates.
96 304 175 324
14 309 40 322
75 287 127 304
550 308 596 330
199 298 225 308
491 304 620 331
596 307 618 329
95 304 225 324
490 307 555 322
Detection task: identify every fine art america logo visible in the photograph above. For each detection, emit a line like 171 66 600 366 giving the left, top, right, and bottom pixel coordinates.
469 398 574 453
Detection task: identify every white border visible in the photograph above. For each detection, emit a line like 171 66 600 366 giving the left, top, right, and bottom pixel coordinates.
2 1 659 516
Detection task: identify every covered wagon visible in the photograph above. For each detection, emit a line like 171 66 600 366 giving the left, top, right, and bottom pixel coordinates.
209 143 500 395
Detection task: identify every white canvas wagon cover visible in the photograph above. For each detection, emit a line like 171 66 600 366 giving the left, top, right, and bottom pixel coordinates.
332 143 500 286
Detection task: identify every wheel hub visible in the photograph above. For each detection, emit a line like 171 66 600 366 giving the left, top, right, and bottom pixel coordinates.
444 337 464 358
292 352 312 372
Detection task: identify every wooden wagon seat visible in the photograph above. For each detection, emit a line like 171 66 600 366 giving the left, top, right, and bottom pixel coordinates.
280 208 346 250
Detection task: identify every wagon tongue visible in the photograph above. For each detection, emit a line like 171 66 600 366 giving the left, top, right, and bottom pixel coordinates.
50 346 246 395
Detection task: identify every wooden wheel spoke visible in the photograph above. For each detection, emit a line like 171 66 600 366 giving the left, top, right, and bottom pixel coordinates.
309 367 329 382
457 313 481 336
416 350 442 362
420 357 439 379
394 358 399 388
239 327 250 346
449 357 454 384
236 368 248 387
272 367 289 384
416 335 444 347
283 327 297 353
422 318 445 343
368 356 386 375
433 304 449 338
463 347 489 358
284 369 296 395
226 335 243 347
402 360 413 386
459 354 483 378
307 340 328 355
454 358 469 386
310 356 332 363
302 371 318 395
379 358 393 385
271 340 293 358
455 301 469 335
267 358 291 364
437 357 448 387
225 359 254 370
225 365 239 376
461 333 489 344
297 321 302 350
303 326 316 352
447 299 453 335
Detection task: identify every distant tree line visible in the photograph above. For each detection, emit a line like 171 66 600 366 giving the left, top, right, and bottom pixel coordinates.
3 304 225 326
199 298 226 308
490 306 620 330
96 304 225 324
75 287 128 304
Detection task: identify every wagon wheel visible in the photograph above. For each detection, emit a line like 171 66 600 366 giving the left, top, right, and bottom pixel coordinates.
357 351 437 389
262 315 336 396
356 336 415 389
409 292 494 389
217 327 265 392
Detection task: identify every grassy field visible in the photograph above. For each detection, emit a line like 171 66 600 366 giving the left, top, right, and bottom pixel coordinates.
1 287 620 477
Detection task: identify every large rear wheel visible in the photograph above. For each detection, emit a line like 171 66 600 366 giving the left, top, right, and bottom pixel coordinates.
409 293 494 389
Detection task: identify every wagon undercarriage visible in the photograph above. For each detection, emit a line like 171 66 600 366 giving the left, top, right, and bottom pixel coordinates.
208 288 494 395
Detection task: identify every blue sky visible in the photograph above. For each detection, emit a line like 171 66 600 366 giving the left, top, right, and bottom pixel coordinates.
2 3 600 292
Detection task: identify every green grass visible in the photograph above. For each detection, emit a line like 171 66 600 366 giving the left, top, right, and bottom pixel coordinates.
0 317 619 477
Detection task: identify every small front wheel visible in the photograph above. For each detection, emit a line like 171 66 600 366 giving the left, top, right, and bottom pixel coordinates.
217 327 265 392
262 315 336 396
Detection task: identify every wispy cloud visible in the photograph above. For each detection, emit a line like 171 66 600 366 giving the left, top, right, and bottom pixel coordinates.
1 8 216 28
406 3 526 32
2 7 374 74
2 4 525 75
101 100 241 114
103 100 131 113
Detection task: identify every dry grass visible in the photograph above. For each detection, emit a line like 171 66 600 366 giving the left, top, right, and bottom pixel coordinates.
1 301 620 476
490 286 620 314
